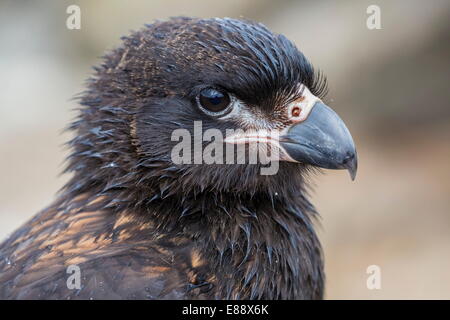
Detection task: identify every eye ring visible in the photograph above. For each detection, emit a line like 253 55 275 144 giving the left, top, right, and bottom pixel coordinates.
196 87 233 117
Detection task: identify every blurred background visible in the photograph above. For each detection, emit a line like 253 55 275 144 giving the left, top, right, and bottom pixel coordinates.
0 0 449 299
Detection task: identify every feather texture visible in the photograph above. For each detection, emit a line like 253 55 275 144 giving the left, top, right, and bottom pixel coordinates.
0 17 325 299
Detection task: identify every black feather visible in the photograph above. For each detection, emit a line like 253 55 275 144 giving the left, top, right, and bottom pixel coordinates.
0 17 325 300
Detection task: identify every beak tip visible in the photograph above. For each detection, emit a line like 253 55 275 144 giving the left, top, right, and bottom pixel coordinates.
344 153 358 181
349 168 357 181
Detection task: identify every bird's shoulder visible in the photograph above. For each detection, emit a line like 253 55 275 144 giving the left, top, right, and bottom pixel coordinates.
0 200 214 299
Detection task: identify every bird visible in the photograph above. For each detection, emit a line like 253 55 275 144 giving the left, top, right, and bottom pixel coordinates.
0 17 356 300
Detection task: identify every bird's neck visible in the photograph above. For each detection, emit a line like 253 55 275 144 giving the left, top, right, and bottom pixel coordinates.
59 172 324 299
175 190 325 299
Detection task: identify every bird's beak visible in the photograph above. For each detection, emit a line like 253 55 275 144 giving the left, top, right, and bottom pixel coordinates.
280 102 357 180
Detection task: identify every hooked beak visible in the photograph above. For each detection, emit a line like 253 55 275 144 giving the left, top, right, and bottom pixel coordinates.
280 102 357 180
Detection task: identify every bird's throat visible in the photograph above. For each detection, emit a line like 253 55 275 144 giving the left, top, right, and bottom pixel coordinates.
177 191 325 300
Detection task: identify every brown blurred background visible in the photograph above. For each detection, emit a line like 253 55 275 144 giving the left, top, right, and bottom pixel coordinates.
0 0 449 299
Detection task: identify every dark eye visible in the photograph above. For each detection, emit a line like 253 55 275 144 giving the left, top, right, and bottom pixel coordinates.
198 88 231 115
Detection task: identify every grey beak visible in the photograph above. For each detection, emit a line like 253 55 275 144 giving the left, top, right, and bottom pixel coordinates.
280 102 358 180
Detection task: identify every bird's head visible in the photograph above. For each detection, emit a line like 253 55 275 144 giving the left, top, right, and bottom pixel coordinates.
70 17 356 204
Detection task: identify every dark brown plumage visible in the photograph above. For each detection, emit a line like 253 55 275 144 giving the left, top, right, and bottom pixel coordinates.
0 17 356 299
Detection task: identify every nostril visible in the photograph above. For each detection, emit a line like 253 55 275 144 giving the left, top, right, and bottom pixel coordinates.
291 106 301 118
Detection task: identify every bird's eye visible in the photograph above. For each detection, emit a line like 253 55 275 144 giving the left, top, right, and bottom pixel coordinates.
197 88 231 115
